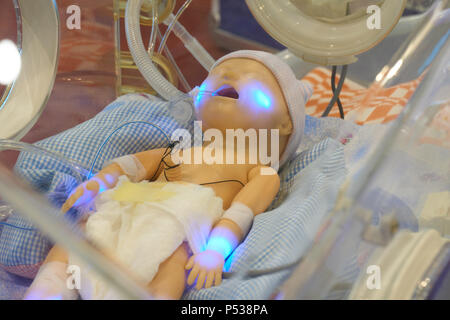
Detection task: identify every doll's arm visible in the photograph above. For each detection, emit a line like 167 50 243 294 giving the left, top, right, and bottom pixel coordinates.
186 166 280 289
62 148 167 212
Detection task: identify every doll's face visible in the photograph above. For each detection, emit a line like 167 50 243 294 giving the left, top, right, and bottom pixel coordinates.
194 58 293 137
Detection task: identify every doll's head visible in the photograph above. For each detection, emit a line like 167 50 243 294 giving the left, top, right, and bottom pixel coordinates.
193 50 312 168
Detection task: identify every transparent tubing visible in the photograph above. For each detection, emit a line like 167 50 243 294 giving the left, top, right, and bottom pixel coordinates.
0 163 152 299
126 0 194 123
0 139 87 184
145 1 192 92
125 0 183 101
147 0 159 57
157 25 192 92
0 141 152 298
158 0 192 54
160 13 215 71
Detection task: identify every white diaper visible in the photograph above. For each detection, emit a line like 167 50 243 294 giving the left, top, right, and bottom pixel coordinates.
70 176 223 300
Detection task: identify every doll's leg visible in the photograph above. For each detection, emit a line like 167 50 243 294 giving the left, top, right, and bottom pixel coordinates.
44 245 69 263
147 242 189 300
24 245 77 300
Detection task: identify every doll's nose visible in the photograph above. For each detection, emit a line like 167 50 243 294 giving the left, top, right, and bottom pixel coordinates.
215 69 237 81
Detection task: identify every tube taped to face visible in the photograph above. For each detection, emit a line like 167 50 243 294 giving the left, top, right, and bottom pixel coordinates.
168 93 196 123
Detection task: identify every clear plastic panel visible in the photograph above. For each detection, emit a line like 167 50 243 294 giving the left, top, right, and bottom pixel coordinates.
278 0 450 299
0 0 448 301
0 141 153 299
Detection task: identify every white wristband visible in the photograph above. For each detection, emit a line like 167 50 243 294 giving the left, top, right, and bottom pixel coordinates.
222 202 254 237
110 154 146 182
24 261 79 300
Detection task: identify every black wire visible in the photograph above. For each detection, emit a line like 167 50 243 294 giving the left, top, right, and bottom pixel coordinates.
331 66 345 119
322 65 348 118
156 142 246 188
149 141 180 181
163 168 245 188
200 180 245 188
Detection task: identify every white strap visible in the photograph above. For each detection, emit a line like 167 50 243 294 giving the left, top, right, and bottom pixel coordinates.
110 154 146 182
222 202 254 237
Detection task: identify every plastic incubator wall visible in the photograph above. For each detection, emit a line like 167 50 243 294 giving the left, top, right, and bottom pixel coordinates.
0 0 448 300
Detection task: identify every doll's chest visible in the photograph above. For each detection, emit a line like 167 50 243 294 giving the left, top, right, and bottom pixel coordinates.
156 147 251 207
159 156 246 185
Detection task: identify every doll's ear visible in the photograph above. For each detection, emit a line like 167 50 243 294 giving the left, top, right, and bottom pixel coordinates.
299 80 314 104
278 112 293 136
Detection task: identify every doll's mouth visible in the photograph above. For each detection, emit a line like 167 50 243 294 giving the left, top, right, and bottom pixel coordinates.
214 84 239 99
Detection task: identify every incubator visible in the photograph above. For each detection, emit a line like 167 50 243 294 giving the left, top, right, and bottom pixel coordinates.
0 0 448 300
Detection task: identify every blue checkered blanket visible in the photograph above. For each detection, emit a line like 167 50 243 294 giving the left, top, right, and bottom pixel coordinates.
0 94 347 299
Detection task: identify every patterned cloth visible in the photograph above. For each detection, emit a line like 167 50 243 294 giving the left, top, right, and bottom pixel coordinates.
0 94 185 279
0 94 348 300
419 102 450 149
303 67 423 124
0 266 31 300
185 138 347 299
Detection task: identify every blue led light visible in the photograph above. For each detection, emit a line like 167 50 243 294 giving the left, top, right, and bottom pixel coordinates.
206 236 234 259
103 173 115 186
24 292 63 300
242 81 272 110
223 250 236 272
253 90 271 109
195 82 208 107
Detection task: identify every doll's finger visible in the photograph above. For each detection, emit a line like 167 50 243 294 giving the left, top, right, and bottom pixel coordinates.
196 270 207 290
205 270 215 289
185 256 195 270
86 180 100 192
214 270 222 287
62 188 83 212
101 173 119 188
187 263 200 285
61 200 71 213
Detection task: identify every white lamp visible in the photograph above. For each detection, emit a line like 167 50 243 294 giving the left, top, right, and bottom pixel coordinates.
0 0 59 140
245 0 407 66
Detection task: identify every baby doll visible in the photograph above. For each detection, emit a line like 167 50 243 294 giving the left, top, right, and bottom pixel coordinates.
24 50 312 300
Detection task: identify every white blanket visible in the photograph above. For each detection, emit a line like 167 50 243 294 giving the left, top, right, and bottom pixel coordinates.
70 176 223 300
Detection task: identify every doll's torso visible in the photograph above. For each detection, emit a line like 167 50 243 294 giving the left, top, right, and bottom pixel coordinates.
154 146 257 209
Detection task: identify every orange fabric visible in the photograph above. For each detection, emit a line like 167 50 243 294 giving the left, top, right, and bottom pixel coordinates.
303 67 423 125
419 102 450 149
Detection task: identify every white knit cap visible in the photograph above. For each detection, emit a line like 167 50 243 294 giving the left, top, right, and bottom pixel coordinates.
212 50 313 169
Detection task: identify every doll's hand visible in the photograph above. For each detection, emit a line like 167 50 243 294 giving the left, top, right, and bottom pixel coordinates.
61 167 120 213
185 250 225 290
61 179 99 213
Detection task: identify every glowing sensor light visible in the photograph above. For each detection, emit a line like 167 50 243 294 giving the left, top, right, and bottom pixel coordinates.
195 82 208 107
0 39 21 85
254 90 271 109
206 236 234 259
243 81 272 110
